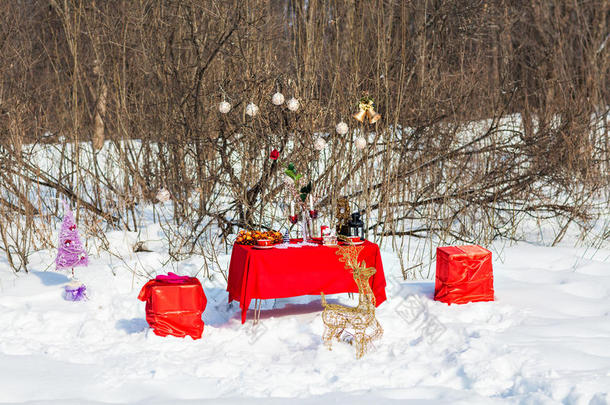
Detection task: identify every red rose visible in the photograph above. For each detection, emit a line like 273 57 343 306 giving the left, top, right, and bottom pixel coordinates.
270 149 279 160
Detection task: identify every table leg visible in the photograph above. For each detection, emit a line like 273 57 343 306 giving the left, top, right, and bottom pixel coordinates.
253 298 261 325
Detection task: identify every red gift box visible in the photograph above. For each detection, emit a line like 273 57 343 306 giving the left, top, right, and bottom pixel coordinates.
138 273 207 339
434 245 494 305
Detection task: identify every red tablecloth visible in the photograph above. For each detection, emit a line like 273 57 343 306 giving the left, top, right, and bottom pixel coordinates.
227 240 387 323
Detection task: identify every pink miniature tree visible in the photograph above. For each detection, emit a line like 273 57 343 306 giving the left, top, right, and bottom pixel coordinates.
56 200 88 277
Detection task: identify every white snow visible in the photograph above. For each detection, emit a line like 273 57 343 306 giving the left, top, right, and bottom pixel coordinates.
1 215 609 405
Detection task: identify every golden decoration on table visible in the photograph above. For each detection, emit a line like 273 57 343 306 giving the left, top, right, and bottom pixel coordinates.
320 241 383 359
352 95 381 124
336 197 351 236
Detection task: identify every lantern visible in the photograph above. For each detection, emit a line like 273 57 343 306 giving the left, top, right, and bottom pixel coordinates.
348 212 365 240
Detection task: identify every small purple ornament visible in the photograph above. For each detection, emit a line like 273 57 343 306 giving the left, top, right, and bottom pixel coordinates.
64 283 87 301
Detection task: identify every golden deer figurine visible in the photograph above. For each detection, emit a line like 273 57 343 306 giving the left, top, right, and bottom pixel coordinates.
321 243 383 359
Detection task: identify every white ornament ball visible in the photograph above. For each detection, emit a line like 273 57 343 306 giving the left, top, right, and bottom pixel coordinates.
245 103 259 117
336 121 349 135
156 187 171 203
355 136 367 150
314 137 327 151
272 92 285 106
287 97 300 112
218 101 231 114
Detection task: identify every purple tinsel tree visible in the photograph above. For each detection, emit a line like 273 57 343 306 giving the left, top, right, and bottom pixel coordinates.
56 200 89 273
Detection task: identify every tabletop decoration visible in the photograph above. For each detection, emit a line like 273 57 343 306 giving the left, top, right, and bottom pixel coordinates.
348 212 365 240
235 230 283 245
336 197 351 236
321 241 383 359
322 227 338 246
284 163 315 241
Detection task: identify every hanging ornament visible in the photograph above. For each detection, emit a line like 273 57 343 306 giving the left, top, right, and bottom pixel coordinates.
353 95 381 124
245 102 259 117
270 149 279 160
218 101 231 114
156 187 171 203
336 122 349 135
355 136 367 150
366 108 381 124
272 92 285 106
314 137 327 151
287 98 300 112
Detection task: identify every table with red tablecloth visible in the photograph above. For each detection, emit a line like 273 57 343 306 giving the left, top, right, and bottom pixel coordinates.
227 240 387 323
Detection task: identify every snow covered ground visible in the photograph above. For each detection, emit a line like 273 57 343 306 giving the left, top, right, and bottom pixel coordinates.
1 219 609 404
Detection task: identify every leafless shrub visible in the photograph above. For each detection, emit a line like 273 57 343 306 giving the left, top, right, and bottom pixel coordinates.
0 1 607 277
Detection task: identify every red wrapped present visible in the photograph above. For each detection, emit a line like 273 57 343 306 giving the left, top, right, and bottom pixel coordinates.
434 245 494 305
138 272 207 339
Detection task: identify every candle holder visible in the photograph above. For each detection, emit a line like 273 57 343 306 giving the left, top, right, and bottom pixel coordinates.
300 210 311 242
289 214 299 239
309 209 319 238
